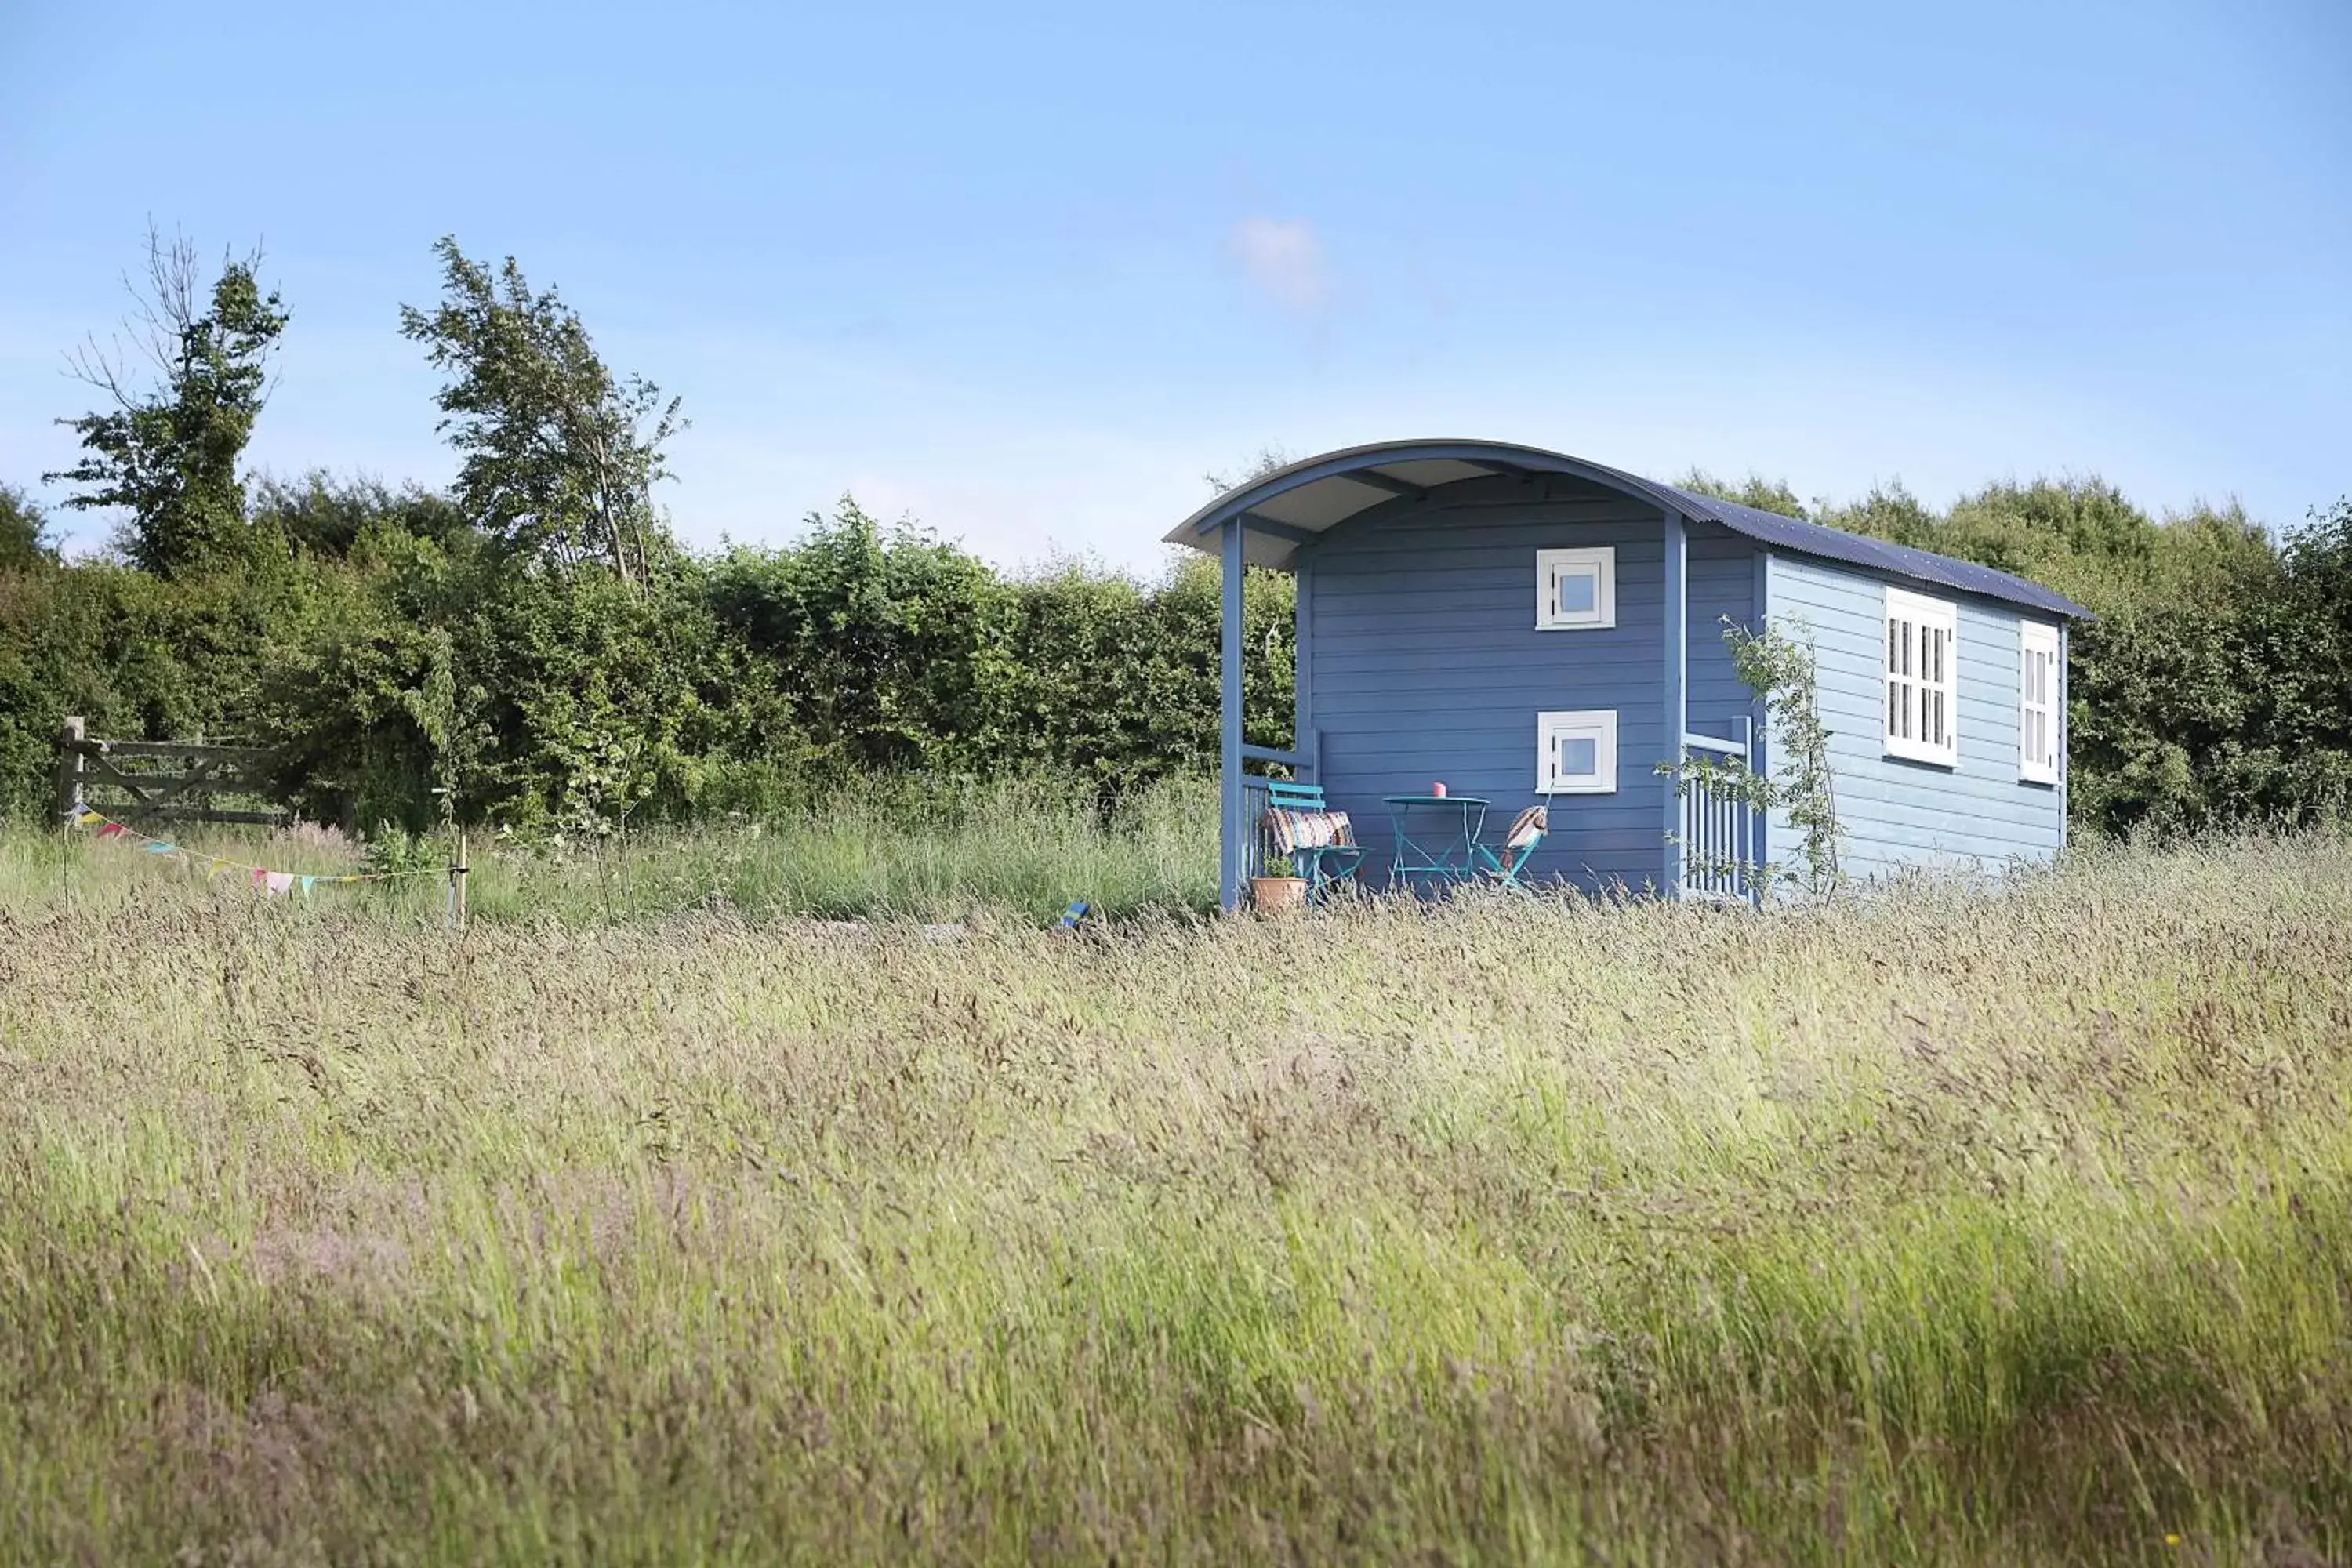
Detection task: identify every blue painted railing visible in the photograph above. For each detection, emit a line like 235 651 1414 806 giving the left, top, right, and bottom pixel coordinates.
1241 775 1272 884
1679 722 1761 905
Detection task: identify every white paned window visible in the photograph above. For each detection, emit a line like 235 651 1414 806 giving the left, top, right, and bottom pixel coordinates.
2019 621 2061 784
1536 710 1617 793
1883 587 1959 767
1535 547 1615 630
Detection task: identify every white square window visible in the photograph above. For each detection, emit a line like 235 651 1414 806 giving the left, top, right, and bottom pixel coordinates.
1883 587 1959 767
1536 547 1615 630
1537 710 1617 793
2019 620 2061 785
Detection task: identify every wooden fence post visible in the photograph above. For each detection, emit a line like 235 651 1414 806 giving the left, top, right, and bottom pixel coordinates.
54 717 85 829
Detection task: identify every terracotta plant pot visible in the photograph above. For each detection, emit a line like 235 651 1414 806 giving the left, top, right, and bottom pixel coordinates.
1251 875 1308 913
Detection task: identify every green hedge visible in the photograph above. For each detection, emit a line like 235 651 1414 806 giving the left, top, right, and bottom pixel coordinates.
6 477 2348 840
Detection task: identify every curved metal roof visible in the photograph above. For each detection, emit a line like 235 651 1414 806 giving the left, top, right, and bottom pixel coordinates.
1164 438 2090 619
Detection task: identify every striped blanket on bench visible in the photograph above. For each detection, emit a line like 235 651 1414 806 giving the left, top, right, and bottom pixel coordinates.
1264 806 1354 855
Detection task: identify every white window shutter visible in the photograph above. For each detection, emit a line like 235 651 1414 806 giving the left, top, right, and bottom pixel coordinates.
1884 589 1958 767
2019 621 2060 784
1536 710 1617 793
1534 547 1616 630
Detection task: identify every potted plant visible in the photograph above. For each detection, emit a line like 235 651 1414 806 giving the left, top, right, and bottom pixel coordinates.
1252 855 1308 913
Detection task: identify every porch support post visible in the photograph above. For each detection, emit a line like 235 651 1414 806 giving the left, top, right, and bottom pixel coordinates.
1751 549 1772 883
54 715 86 830
1293 552 1314 783
1662 507 1687 899
1220 515 1247 911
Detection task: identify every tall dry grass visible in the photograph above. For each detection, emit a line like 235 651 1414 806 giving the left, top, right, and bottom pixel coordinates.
2 831 2350 1563
13 772 1219 926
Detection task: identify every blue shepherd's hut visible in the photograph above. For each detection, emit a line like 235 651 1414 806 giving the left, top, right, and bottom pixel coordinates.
1165 440 2092 909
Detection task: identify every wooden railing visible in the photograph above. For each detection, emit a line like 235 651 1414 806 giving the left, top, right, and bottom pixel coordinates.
53 717 289 829
1679 723 1759 905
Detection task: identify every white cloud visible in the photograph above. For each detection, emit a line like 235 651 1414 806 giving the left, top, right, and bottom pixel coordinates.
1228 216 1328 316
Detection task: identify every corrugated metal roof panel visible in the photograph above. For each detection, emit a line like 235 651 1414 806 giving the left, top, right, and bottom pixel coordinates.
1165 439 2092 619
1662 489 2090 619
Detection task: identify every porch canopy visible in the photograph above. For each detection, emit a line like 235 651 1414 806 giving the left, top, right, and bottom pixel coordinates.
1171 439 2091 909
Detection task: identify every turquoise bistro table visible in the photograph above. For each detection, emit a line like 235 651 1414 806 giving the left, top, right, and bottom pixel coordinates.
1383 795 1490 887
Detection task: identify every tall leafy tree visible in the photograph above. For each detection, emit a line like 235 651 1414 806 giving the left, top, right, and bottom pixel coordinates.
1202 445 1295 495
1676 469 1813 520
250 469 470 558
399 237 684 586
0 485 57 571
45 227 287 579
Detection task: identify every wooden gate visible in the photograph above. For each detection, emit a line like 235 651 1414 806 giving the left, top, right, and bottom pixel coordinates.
53 717 289 829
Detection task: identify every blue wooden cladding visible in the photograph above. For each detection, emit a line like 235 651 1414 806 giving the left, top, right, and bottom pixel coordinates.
1766 554 2069 878
1301 495 1753 895
1167 441 2092 909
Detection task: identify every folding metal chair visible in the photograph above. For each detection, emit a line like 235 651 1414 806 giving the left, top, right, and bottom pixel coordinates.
1472 804 1548 891
1261 781 1365 902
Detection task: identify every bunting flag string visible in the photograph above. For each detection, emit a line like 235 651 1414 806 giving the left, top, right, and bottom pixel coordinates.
61 806 449 895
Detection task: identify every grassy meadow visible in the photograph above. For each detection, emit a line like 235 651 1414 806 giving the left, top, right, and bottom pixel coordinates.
25 773 1222 927
3 817 2350 1563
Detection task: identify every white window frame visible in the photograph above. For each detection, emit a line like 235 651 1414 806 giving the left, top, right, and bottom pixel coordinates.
1883 587 1959 768
1535 547 1616 630
1536 710 1617 794
2019 620 2061 785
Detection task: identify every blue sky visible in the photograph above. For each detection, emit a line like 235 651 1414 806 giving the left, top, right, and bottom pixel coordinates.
2 0 2346 570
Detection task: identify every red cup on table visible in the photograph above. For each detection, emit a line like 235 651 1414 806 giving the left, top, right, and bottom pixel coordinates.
1430 781 1447 797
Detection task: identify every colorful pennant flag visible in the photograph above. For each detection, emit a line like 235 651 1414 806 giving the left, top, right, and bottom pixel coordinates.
71 807 437 894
